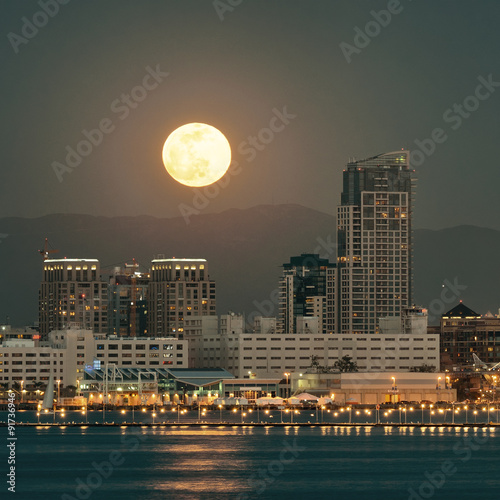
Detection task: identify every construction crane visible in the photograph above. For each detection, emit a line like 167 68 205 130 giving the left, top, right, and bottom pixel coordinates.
38 238 59 260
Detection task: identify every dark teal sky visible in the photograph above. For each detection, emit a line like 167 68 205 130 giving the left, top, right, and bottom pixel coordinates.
1 0 499 229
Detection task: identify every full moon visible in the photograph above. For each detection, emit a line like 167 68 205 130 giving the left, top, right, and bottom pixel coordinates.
162 123 231 187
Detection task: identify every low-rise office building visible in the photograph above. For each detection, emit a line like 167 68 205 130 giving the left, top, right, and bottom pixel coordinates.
0 327 187 395
184 314 439 378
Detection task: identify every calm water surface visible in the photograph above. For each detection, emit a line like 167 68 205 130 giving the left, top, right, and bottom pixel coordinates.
5 423 500 500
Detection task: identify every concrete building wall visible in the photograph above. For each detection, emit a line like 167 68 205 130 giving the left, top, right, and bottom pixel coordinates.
0 328 187 392
292 372 456 404
188 327 440 379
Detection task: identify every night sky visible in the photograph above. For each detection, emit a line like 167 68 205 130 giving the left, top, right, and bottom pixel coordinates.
1 0 499 230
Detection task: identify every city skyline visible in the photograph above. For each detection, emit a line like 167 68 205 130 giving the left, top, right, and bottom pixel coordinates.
3 3 500 499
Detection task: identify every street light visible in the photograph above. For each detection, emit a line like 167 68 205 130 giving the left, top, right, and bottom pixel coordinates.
21 380 24 403
437 377 441 391
218 404 223 423
284 372 290 399
391 377 398 404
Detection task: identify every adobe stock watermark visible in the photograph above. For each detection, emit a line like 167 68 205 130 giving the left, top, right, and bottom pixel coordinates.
410 74 499 168
0 233 8 244
236 439 305 499
427 277 467 324
246 234 336 328
213 0 243 22
7 0 71 54
339 0 409 64
178 106 296 224
52 65 168 183
61 428 148 500
408 431 489 499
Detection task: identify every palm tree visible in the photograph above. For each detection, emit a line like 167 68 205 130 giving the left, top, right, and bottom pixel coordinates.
64 385 77 398
333 355 359 373
0 382 9 399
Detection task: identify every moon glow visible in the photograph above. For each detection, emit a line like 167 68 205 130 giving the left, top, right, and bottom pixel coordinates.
162 123 231 187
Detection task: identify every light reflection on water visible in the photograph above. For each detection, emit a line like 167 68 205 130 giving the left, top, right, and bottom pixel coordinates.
10 425 500 500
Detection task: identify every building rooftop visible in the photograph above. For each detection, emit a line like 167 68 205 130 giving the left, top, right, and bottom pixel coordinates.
45 258 99 263
151 258 207 263
442 302 481 319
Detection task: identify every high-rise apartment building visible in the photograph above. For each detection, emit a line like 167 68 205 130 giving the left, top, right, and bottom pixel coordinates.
278 254 336 334
108 264 150 337
39 258 108 338
147 258 216 337
337 150 416 334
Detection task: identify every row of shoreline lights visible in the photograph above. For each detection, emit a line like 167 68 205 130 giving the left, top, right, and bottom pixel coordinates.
33 404 500 425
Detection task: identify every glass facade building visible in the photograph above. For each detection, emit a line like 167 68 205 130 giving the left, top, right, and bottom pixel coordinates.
337 150 416 334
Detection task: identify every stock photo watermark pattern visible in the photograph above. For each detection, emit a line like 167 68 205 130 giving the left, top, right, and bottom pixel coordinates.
178 106 297 224
409 74 499 168
60 428 148 500
339 0 411 64
408 431 490 500
7 0 71 54
52 65 169 182
236 439 306 499
213 0 244 21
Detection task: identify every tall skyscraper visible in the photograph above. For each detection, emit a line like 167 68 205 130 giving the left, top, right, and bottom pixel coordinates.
337 150 416 334
39 258 108 338
147 258 216 337
278 253 336 334
107 264 150 337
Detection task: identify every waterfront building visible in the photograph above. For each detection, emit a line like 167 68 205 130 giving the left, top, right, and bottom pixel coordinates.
440 302 500 368
147 257 216 337
183 314 439 378
80 367 233 406
292 371 456 404
277 253 336 334
0 327 187 393
39 258 108 338
107 264 149 337
337 151 416 334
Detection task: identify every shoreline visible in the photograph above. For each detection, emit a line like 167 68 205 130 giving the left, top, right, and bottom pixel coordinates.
2 422 499 428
